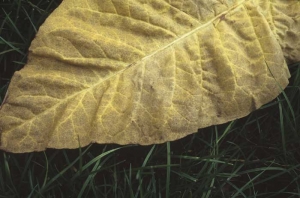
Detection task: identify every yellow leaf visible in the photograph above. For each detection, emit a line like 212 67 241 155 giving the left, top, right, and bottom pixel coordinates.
0 0 299 153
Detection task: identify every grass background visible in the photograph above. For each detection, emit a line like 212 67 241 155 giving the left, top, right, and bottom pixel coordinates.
0 0 300 197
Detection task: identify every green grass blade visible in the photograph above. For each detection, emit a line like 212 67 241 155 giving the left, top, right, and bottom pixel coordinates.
166 142 171 198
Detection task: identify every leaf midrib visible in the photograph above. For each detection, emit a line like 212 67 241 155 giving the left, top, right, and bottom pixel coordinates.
4 0 246 133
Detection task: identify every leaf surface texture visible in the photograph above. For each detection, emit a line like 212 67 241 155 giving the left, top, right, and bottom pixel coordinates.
0 0 299 153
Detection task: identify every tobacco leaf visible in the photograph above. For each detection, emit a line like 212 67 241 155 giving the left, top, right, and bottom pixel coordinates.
0 0 299 153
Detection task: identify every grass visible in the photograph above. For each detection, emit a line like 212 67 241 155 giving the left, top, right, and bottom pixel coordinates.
0 0 300 197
